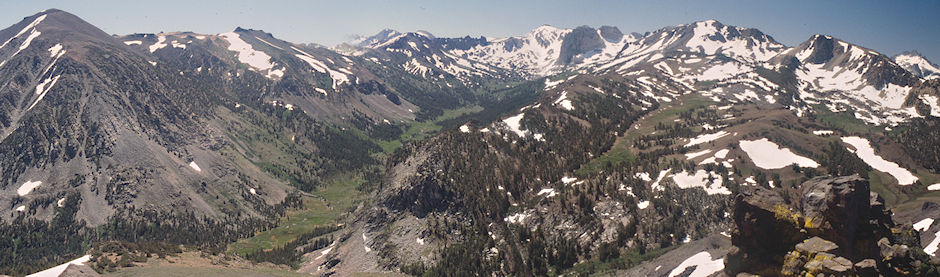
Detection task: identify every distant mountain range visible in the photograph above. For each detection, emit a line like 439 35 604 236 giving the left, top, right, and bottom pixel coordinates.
1 8 939 276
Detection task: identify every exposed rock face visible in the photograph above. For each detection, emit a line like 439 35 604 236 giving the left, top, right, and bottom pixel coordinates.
799 175 870 259
557 26 605 65
725 185 805 275
726 175 938 276
598 25 623 43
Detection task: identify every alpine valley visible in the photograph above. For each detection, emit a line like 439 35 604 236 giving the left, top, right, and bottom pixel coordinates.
2 8 940 277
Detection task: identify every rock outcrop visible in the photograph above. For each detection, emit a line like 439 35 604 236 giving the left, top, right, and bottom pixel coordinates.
725 175 938 276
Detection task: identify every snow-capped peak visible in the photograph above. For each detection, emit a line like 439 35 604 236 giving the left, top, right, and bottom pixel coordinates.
682 19 786 62
783 34 922 125
529 25 569 43
413 30 435 39
894 51 940 80
350 29 404 48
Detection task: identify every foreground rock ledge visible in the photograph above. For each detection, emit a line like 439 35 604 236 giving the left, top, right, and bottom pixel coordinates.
725 174 939 276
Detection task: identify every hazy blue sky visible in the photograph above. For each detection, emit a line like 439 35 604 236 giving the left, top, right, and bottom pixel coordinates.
1 0 938 61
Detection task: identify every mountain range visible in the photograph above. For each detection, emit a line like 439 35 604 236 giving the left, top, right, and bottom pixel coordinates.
1 8 940 276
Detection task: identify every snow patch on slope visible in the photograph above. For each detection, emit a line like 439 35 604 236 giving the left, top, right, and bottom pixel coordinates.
0 14 46 50
292 46 349 89
684 149 712 160
841 136 917 185
698 62 748 81
149 35 168 52
668 251 725 277
28 75 60 111
220 32 283 79
926 231 940 256
17 180 42 196
502 112 527 138
915 218 935 232
27 255 90 277
537 188 556 197
739 138 819 169
671 170 731 195
553 91 574 110
685 131 728 147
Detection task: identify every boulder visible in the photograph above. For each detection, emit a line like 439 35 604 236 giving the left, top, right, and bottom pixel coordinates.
795 236 839 254
783 237 854 276
854 259 879 277
802 252 853 276
800 174 869 258
725 187 805 275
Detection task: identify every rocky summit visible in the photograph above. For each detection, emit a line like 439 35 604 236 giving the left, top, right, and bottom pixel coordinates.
727 175 936 276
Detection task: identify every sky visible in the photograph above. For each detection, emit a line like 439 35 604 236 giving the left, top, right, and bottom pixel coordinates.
0 0 938 61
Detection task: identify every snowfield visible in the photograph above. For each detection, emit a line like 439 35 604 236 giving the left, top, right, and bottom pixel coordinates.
668 251 725 277
17 180 42 196
926 230 940 256
292 47 350 90
651 169 671 191
739 138 819 169
841 136 918 185
0 14 46 50
684 149 712 160
537 188 556 197
504 212 528 224
315 247 333 260
922 94 940 117
671 169 731 195
0 14 47 68
149 35 167 52
697 62 748 81
700 149 729 165
28 255 90 277
713 149 729 159
220 32 279 78
29 75 61 110
685 131 729 147
553 91 574 110
915 218 935 232
502 113 526 137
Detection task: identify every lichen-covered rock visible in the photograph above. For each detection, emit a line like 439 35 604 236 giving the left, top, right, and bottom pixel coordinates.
795 236 839 254
800 175 869 258
725 175 939 276
802 252 853 276
725 187 805 275
783 237 855 276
